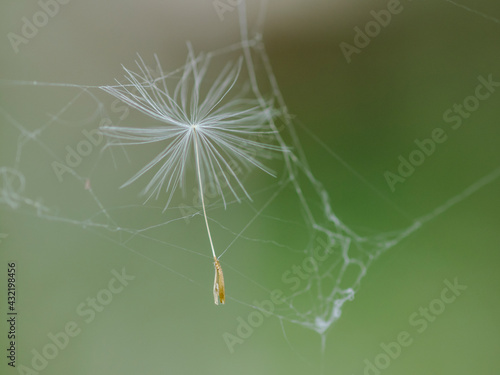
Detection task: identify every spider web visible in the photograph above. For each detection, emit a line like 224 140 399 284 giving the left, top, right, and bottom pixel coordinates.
1 0 499 371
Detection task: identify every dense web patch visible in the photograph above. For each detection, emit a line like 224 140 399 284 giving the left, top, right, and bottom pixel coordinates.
1 0 499 361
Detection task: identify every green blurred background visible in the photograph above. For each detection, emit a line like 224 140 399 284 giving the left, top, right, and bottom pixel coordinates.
1 0 500 374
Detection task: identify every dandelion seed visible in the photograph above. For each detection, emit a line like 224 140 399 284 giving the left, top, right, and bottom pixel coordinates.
100 47 282 304
213 257 225 305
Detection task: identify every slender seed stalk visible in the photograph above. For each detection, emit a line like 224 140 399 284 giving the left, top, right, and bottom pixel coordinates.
192 126 217 260
193 125 226 305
